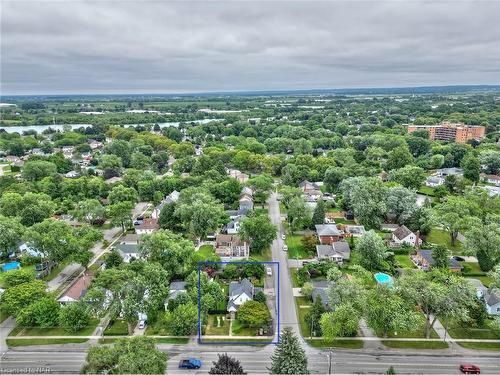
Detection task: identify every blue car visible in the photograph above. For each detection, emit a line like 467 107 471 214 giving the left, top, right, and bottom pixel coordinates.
179 358 202 369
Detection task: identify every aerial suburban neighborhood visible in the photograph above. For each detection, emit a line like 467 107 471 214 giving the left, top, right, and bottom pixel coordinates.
1 0 500 374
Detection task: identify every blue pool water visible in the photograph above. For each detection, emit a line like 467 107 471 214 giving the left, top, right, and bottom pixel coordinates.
374 272 393 285
2 261 21 272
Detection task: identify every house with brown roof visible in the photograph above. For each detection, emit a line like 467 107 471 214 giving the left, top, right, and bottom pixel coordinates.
215 234 249 260
391 225 420 247
135 218 159 235
57 271 94 304
480 173 500 186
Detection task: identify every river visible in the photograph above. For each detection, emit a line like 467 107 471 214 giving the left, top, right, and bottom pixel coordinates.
0 119 222 133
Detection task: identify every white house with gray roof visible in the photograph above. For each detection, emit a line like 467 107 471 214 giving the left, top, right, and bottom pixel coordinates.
227 278 254 314
391 225 420 247
316 241 351 264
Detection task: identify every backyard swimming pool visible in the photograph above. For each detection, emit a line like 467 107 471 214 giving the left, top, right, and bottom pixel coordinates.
1 261 21 272
374 272 393 286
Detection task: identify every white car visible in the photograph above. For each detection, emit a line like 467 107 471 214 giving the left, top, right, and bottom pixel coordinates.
281 234 286 240
138 320 147 329
266 267 272 276
283 245 288 252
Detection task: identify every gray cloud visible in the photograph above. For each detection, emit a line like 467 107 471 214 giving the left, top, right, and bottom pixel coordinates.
1 0 500 94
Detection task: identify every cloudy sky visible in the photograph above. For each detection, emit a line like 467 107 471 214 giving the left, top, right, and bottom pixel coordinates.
1 0 500 95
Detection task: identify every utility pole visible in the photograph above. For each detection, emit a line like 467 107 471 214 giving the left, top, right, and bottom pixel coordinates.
327 348 333 375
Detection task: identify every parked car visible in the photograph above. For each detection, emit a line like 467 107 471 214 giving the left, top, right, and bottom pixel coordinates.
460 364 480 374
179 359 202 369
266 267 272 276
281 234 286 240
283 245 288 251
138 320 147 329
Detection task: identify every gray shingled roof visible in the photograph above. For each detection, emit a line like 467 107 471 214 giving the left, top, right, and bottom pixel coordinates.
315 224 343 236
487 289 500 306
228 278 254 298
416 250 462 269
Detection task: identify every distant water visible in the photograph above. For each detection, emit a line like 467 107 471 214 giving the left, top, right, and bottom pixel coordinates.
0 119 221 133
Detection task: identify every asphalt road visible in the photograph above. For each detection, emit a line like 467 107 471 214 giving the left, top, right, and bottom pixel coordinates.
3 345 500 374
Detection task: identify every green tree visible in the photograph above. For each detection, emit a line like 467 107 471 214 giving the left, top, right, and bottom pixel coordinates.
0 215 24 256
59 302 91 332
287 197 311 232
139 229 194 277
355 231 387 271
386 146 413 171
105 250 123 269
71 199 105 225
107 201 133 232
16 297 60 328
249 174 274 206
461 153 480 182
479 150 500 174
108 185 138 205
237 301 271 328
464 221 500 272
386 187 417 225
365 286 420 338
164 302 198 335
311 200 326 226
389 165 426 190
436 197 479 246
3 268 35 287
305 296 325 337
2 280 47 316
321 303 359 338
239 214 276 254
209 353 245 375
82 336 167 374
269 327 309 375
22 160 57 181
301 282 314 300
397 271 476 338
301 234 317 255
432 245 451 269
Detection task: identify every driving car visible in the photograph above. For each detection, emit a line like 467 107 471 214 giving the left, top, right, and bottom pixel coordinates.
283 245 288 251
460 364 481 374
266 267 272 276
179 359 202 369
281 234 286 240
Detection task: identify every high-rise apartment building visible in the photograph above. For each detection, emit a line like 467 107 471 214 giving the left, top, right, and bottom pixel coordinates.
407 121 485 143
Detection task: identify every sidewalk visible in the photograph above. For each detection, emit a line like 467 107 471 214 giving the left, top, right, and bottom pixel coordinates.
358 319 381 349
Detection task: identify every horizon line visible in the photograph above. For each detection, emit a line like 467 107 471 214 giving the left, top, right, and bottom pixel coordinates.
2 84 500 98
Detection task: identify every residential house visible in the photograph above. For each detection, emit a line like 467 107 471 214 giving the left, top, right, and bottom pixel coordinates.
412 249 462 272
345 225 366 237
480 173 500 186
57 271 94 304
227 278 254 314
380 224 400 232
152 190 180 219
239 187 254 212
163 281 188 310
115 243 140 263
105 176 123 184
467 278 488 299
135 218 159 235
482 185 500 197
435 167 463 177
89 140 103 150
299 180 323 203
228 169 249 184
391 225 421 247
224 216 242 235
311 280 331 310
316 241 350 264
215 234 249 259
485 289 500 315
65 170 79 178
426 176 445 187
299 180 321 192
315 224 345 245
121 233 139 244
61 146 75 159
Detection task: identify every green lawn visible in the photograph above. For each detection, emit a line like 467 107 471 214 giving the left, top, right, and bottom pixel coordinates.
441 319 500 340
290 268 300 287
43 260 70 282
197 245 215 259
254 208 269 216
103 319 129 336
154 337 189 344
306 339 364 349
381 340 448 349
295 297 313 338
7 338 89 347
462 262 483 274
426 228 462 251
250 246 272 261
231 319 261 336
394 254 416 269
334 218 356 225
205 314 230 336
0 306 10 323
375 315 439 339
418 186 436 197
14 319 99 337
456 342 500 351
286 235 312 259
